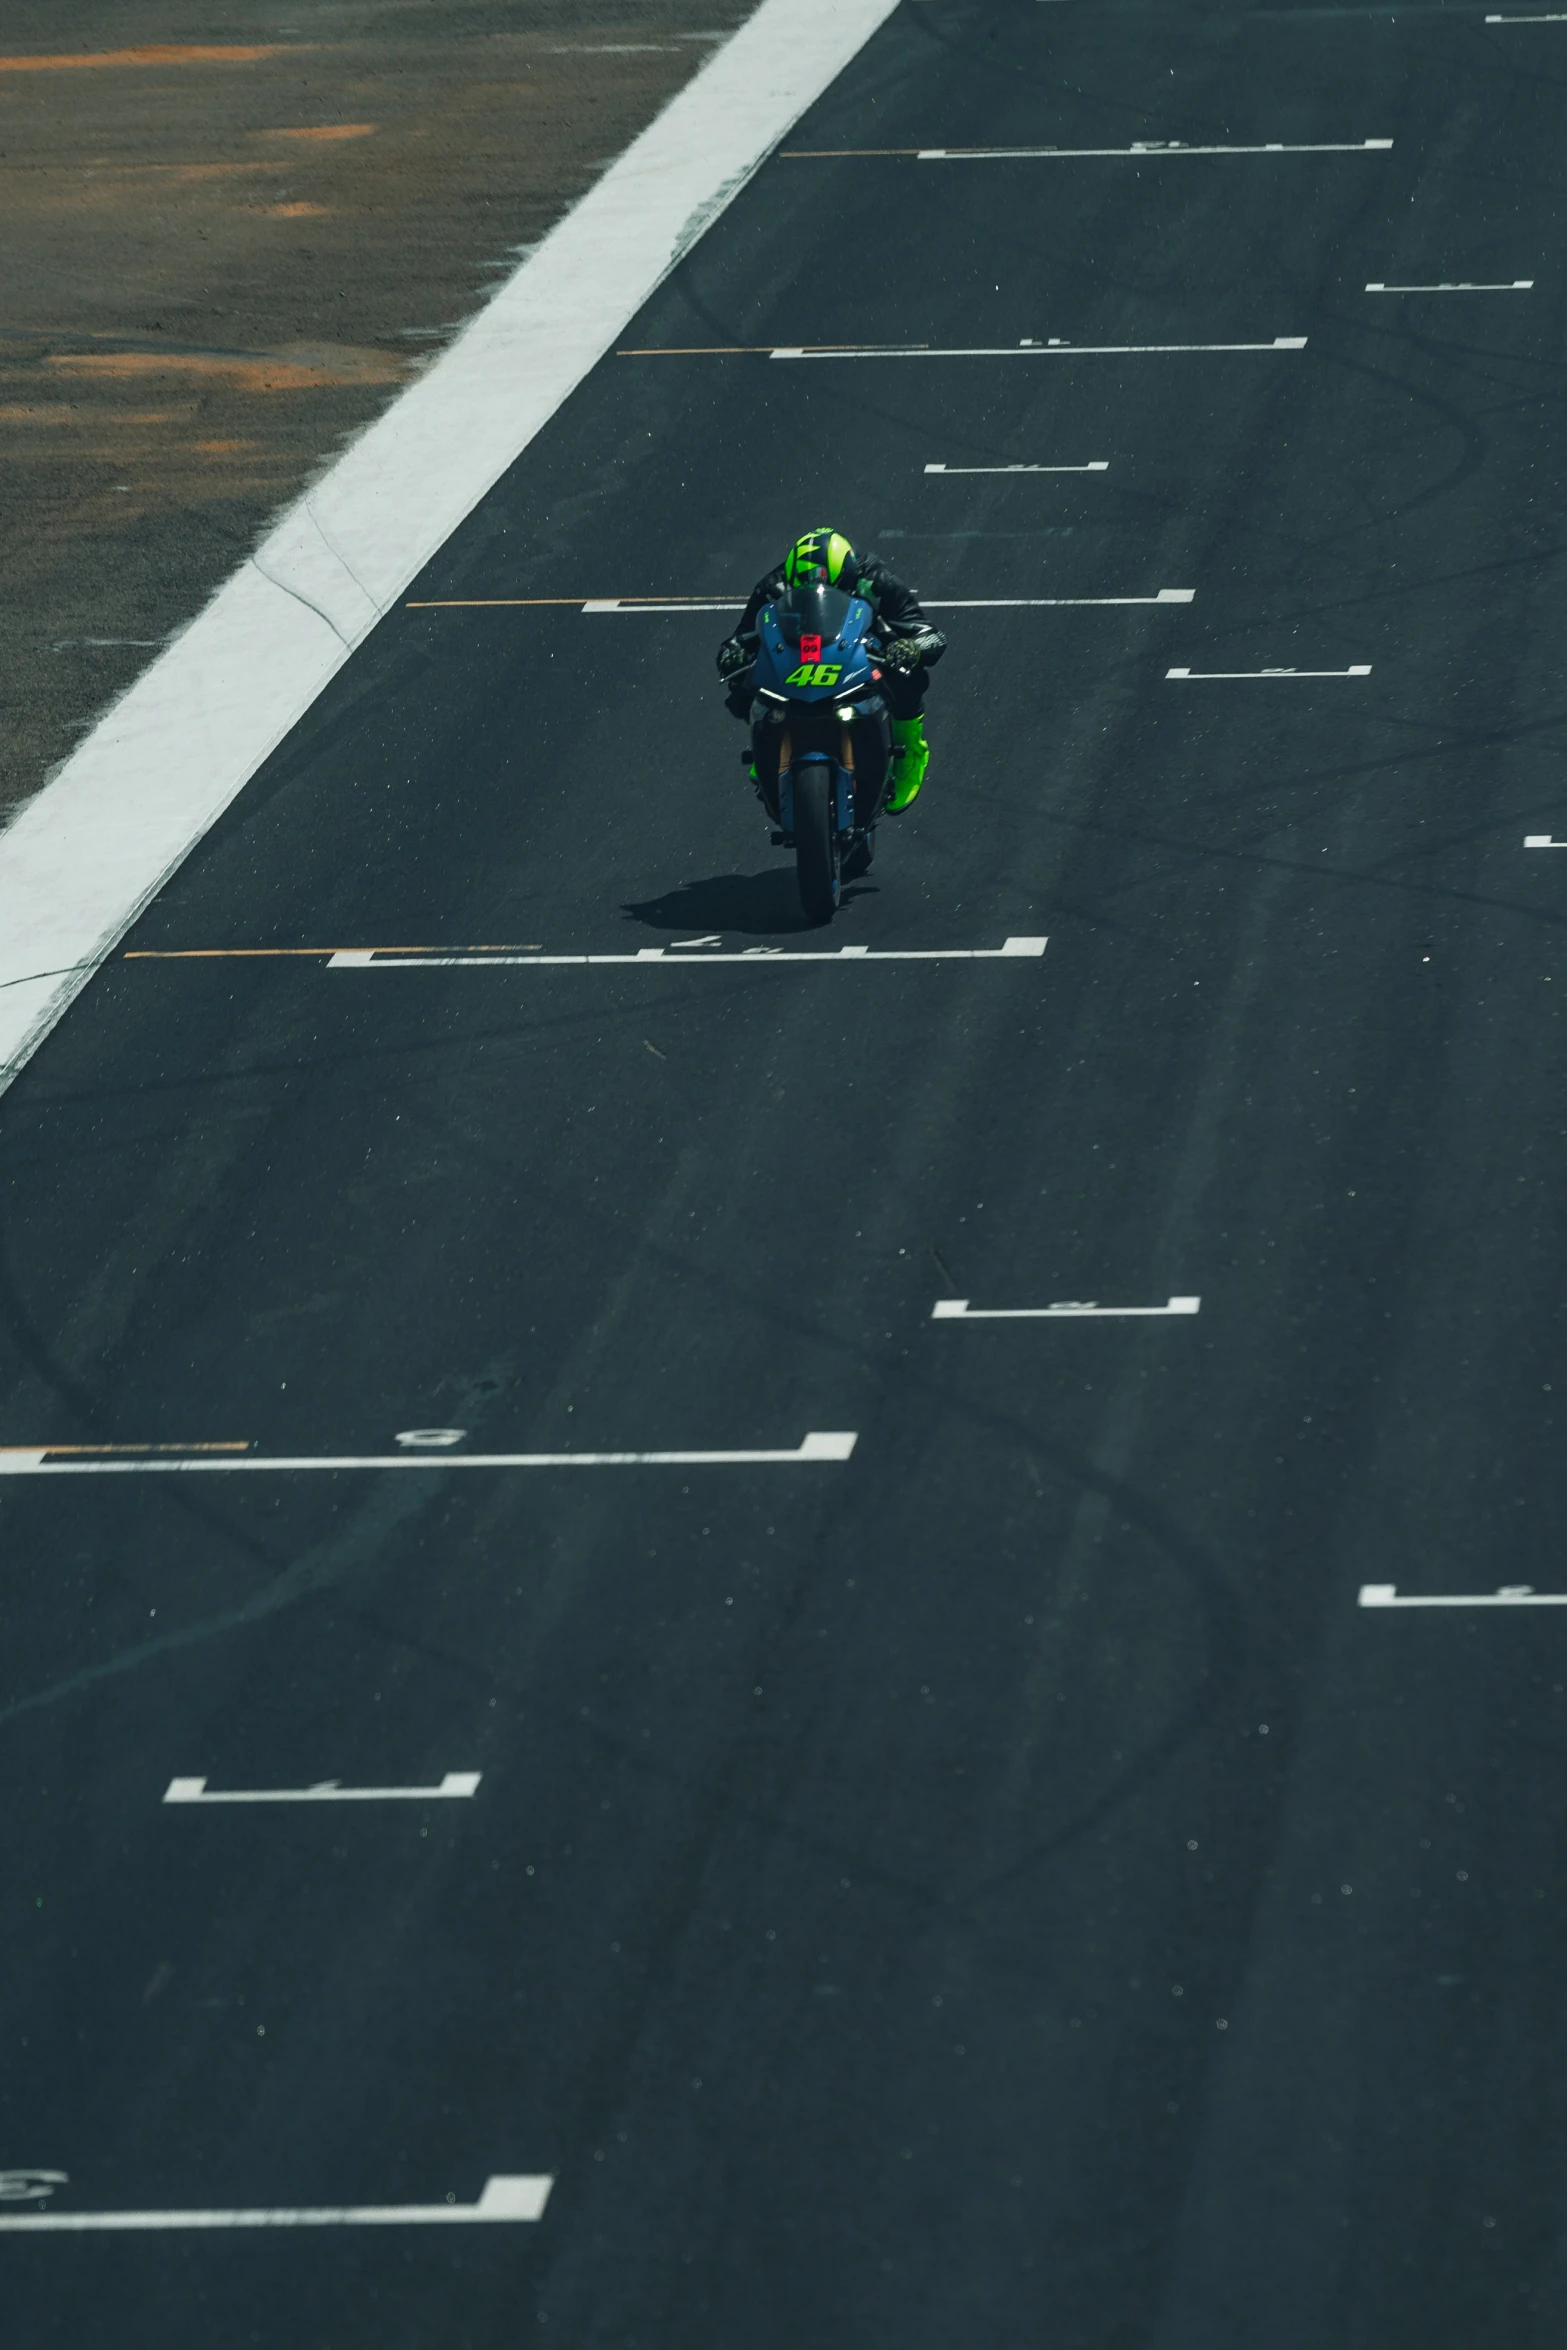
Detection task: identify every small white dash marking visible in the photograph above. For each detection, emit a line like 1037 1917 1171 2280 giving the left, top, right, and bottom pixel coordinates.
1485 11 1567 20
932 1295 1201 1320
924 460 1110 473
1359 1584 1567 1608
0 2175 554 2232
1524 835 1567 848
1365 279 1533 292
1166 665 1371 680
163 1773 482 1805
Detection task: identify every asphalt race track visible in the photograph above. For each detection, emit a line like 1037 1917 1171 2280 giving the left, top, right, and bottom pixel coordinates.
5 3 1567 2342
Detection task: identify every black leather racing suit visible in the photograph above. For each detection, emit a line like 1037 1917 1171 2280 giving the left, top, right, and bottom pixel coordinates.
719 553 946 719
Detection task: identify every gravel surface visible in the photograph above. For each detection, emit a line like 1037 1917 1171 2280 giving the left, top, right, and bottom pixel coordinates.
0 0 756 817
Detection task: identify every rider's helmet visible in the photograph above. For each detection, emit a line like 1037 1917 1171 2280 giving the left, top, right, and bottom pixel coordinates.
784 528 856 588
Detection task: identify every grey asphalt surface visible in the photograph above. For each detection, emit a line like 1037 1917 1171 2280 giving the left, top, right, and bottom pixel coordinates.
4 1 1567 2343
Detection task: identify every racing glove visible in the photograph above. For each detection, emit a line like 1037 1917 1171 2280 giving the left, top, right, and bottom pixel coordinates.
884 636 928 675
716 636 751 681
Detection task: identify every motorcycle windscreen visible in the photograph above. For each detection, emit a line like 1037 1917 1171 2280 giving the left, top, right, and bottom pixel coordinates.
773 583 854 648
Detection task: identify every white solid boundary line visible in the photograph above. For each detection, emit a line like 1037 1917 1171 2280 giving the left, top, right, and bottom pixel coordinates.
327 938 1048 968
0 0 902 1100
932 1296 1200 1320
1524 835 1567 847
1365 279 1532 291
1167 665 1371 679
916 139 1392 159
164 1773 481 1804
1359 1583 1567 1607
0 1432 857 1474
1485 11 1567 19
924 460 1110 473
0 2176 553 2232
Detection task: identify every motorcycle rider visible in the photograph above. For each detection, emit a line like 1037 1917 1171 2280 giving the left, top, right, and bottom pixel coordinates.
716 529 946 813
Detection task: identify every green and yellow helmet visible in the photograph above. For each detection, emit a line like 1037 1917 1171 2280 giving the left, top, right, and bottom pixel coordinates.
784 528 856 588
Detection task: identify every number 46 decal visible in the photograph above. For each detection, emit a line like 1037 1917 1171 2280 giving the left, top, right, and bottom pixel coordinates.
785 662 842 687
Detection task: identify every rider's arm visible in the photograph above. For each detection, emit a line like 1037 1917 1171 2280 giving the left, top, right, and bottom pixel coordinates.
728 565 788 652
860 556 946 665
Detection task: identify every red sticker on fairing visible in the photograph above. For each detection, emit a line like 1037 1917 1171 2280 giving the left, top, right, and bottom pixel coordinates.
800 634 822 662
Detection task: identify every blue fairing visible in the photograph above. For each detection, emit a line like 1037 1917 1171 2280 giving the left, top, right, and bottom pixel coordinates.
751 593 879 700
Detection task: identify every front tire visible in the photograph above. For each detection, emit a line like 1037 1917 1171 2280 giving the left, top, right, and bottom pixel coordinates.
793 764 840 924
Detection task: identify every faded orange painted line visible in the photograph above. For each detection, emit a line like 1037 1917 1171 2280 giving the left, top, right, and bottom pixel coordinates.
256 124 377 142
74 162 276 178
404 595 731 607
124 947 348 959
123 946 545 959
49 350 406 390
0 45 294 71
617 342 903 355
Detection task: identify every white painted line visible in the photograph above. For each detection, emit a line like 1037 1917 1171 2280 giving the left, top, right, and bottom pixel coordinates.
932 1296 1201 1320
0 2175 554 2232
1166 665 1371 679
1359 1583 1567 1608
916 139 1393 159
768 338 1307 359
1365 279 1533 292
416 590 1190 612
1525 834 1567 847
164 1773 481 1804
0 1432 858 1474
0 0 902 1101
582 592 1191 610
1485 11 1567 19
935 591 1194 606
783 137 1393 158
328 939 1049 968
924 460 1110 473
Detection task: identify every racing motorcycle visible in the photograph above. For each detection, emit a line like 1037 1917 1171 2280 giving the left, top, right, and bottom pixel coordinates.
742 582 896 924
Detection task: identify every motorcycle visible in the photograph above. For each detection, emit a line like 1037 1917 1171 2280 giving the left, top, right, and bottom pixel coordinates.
742 581 894 924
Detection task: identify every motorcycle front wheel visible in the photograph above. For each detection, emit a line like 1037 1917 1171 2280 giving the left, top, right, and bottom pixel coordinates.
792 764 841 924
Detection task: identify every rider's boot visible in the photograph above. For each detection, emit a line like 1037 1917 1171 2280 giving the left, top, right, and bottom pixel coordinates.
885 715 929 814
